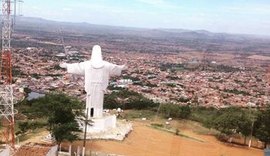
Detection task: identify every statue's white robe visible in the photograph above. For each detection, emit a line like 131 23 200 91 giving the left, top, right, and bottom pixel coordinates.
66 60 123 118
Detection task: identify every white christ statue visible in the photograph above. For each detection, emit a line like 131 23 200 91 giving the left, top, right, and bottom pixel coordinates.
60 45 126 119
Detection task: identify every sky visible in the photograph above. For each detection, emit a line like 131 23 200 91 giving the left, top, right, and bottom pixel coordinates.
22 0 270 35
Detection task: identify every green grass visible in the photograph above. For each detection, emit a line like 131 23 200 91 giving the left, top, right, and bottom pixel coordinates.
124 110 157 120
179 120 219 135
149 124 205 143
17 128 46 142
124 110 215 142
15 118 47 132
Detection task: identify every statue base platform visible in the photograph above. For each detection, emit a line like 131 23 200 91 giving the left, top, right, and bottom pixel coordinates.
86 114 117 133
78 114 132 141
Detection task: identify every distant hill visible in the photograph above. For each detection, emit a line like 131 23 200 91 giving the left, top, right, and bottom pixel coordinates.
14 17 259 40
11 16 270 54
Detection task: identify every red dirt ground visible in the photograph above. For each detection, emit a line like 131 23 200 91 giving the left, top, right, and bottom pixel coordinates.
70 122 263 156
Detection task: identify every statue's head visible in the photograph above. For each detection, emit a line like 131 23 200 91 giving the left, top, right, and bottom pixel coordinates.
90 45 104 68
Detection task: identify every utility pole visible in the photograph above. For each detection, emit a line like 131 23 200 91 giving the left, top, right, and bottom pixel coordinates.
248 121 254 148
82 108 92 156
248 102 255 148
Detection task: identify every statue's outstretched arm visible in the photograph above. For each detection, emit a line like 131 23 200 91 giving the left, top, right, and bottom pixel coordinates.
109 63 126 77
60 62 86 75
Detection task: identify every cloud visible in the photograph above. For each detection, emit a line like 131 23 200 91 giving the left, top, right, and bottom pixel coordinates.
62 8 72 11
29 5 40 10
224 3 270 15
137 0 165 5
136 0 182 9
68 3 135 14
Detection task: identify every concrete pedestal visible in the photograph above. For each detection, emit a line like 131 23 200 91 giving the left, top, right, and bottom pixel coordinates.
78 113 117 133
78 113 132 141
86 114 116 133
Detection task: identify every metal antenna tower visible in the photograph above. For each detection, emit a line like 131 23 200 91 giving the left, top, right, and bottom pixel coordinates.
0 0 17 148
13 0 24 27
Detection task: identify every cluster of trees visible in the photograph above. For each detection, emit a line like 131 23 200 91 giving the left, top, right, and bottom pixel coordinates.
17 93 84 145
160 63 186 72
17 121 47 134
104 89 158 110
159 104 191 119
209 108 252 143
192 106 270 148
223 88 250 96
12 66 26 77
104 89 191 120
209 64 242 73
254 107 270 148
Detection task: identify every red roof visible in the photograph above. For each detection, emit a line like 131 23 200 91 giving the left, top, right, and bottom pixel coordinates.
14 143 55 156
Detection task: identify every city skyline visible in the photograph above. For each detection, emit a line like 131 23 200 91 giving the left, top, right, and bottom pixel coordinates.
23 0 270 36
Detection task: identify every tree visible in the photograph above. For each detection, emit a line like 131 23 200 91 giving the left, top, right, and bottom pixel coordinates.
212 107 258 145
253 106 270 148
159 104 191 119
18 121 30 134
125 97 158 110
104 95 121 109
213 107 243 136
104 89 159 110
180 105 191 119
30 92 84 145
237 112 253 145
23 87 32 94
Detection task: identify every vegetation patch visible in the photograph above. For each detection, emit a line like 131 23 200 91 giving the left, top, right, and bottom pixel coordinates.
16 92 84 145
149 123 205 143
